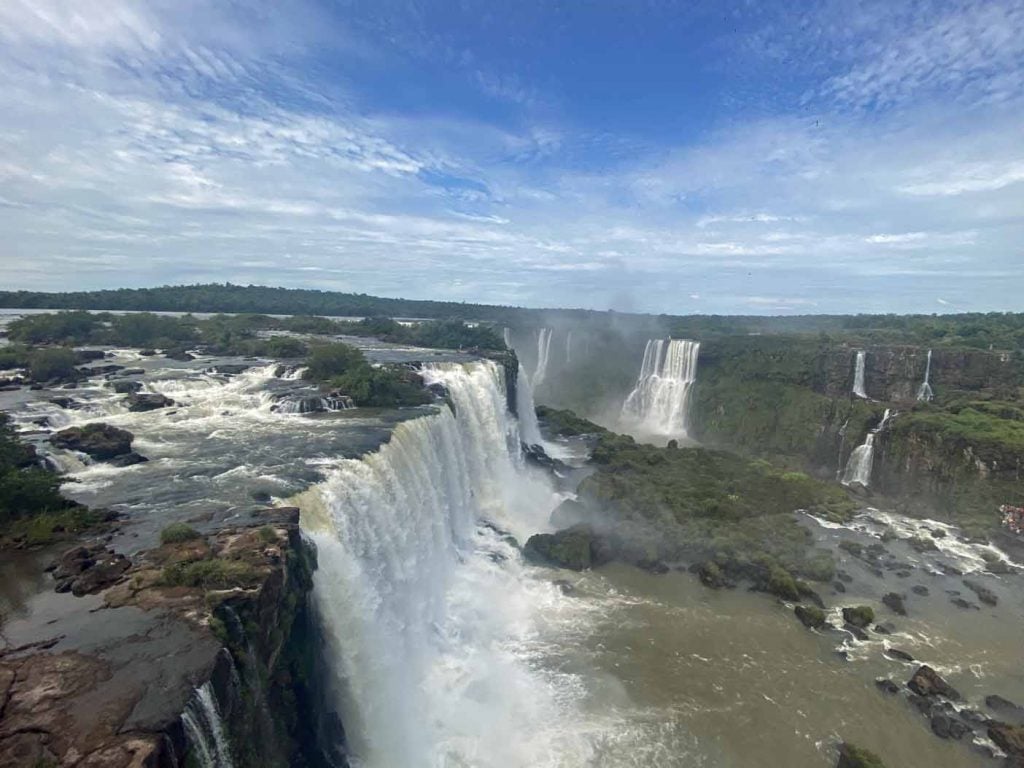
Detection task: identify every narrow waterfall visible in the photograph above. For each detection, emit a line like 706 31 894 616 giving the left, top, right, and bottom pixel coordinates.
515 364 544 447
564 329 573 365
531 327 554 387
301 360 590 768
620 339 701 438
503 326 512 349
841 408 892 487
852 350 867 399
182 682 235 768
916 349 934 402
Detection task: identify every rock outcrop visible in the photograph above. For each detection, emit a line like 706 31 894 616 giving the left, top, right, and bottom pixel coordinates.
50 423 135 461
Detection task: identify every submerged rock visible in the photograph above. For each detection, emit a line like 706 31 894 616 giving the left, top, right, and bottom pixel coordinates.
51 423 134 460
885 648 915 662
108 379 143 394
875 679 900 695
842 605 874 628
908 665 961 700
836 741 886 768
882 592 907 615
988 722 1024 758
911 584 929 596
962 579 998 606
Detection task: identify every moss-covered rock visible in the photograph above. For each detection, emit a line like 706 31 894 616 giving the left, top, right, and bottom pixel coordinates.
523 525 600 571
842 605 874 628
836 741 886 768
795 604 827 629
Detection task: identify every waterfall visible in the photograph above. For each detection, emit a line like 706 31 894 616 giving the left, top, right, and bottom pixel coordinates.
852 351 867 399
841 409 892 488
564 329 573 365
502 327 512 349
182 682 235 768
916 349 934 402
302 360 590 767
620 339 701 439
515 364 544 447
531 328 554 387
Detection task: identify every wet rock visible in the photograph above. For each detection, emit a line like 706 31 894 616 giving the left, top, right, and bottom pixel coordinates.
986 695 1024 725
795 604 827 629
882 592 906 615
985 559 1013 575
874 622 896 635
930 528 947 539
842 605 874 628
911 585 929 596
908 665 961 700
875 679 900 695
49 396 81 410
50 544 131 596
637 558 669 575
930 713 970 740
908 536 939 553
107 452 149 468
126 393 175 412
962 579 998 606
832 580 847 593
108 380 143 394
950 597 979 610
164 349 195 361
938 563 963 577
207 364 252 375
836 741 886 768
988 723 1024 758
844 624 870 641
51 423 134 460
836 569 853 583
885 648 915 662
118 367 146 376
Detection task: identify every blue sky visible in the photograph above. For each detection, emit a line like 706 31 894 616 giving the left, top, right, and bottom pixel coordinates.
0 0 1022 314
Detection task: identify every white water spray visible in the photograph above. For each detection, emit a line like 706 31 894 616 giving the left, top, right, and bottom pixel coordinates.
531 328 554 387
852 351 867 399
302 360 592 768
841 409 892 488
182 683 234 768
916 350 934 402
621 339 700 438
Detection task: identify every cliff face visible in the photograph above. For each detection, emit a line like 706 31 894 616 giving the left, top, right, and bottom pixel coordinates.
0 507 335 768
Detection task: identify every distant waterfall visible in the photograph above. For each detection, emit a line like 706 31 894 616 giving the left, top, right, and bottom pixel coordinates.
564 330 573 365
841 409 892 488
531 328 554 387
503 327 512 349
182 682 234 768
302 360 589 767
621 339 701 438
515 364 544 447
916 349 934 402
852 351 867 399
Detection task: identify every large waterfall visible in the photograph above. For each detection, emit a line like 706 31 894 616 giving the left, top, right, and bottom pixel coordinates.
916 349 934 402
301 360 593 767
531 327 554 387
841 409 892 487
620 339 701 439
852 351 867 399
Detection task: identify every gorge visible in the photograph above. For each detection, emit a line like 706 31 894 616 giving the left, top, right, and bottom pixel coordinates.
1 302 1023 768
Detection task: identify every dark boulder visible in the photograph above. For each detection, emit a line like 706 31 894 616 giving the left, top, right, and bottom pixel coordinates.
108 380 143 394
126 393 175 412
988 723 1024 757
986 695 1024 725
107 452 149 468
874 622 896 635
795 604 827 629
207 364 252 375
164 350 195 361
911 585 929 596
885 648 915 662
523 525 602 571
844 623 870 641
842 605 874 628
882 592 907 615
908 665 961 700
51 424 134 460
49 396 81 410
875 679 900 695
836 742 886 768
832 580 847 593
51 544 130 596
695 561 733 589
930 713 970 740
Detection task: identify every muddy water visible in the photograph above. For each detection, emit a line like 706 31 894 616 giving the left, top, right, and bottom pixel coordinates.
546 563 1008 767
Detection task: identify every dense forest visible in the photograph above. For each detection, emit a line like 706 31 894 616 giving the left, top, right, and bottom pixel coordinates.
2 284 1023 350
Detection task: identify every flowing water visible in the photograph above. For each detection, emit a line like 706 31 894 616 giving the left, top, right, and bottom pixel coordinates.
853 350 868 399
620 339 700 442
842 409 892 488
182 682 236 768
917 350 935 402
533 328 555 388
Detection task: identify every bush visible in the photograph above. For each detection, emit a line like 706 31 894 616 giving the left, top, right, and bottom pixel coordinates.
160 522 202 544
0 344 32 370
837 742 886 768
842 605 875 628
161 558 261 589
304 342 367 382
28 347 78 382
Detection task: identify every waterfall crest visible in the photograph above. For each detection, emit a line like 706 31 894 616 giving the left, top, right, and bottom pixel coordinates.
621 339 700 439
917 349 934 402
852 351 867 399
182 682 235 768
302 360 590 767
841 409 892 487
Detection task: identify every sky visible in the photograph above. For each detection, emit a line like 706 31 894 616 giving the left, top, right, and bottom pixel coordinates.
0 0 1022 315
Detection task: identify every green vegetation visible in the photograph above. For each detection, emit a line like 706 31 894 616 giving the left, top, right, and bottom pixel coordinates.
334 316 504 350
302 342 431 407
0 414 81 540
27 347 79 382
161 558 261 589
160 522 202 544
536 405 608 437
837 742 886 768
794 604 827 629
842 605 875 628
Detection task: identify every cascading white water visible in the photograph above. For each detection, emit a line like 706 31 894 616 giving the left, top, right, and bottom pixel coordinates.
841 408 892 487
515 364 544 447
852 351 867 399
564 329 573 365
531 328 554 387
620 339 700 438
182 682 235 768
917 349 934 402
503 326 513 349
301 360 593 768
